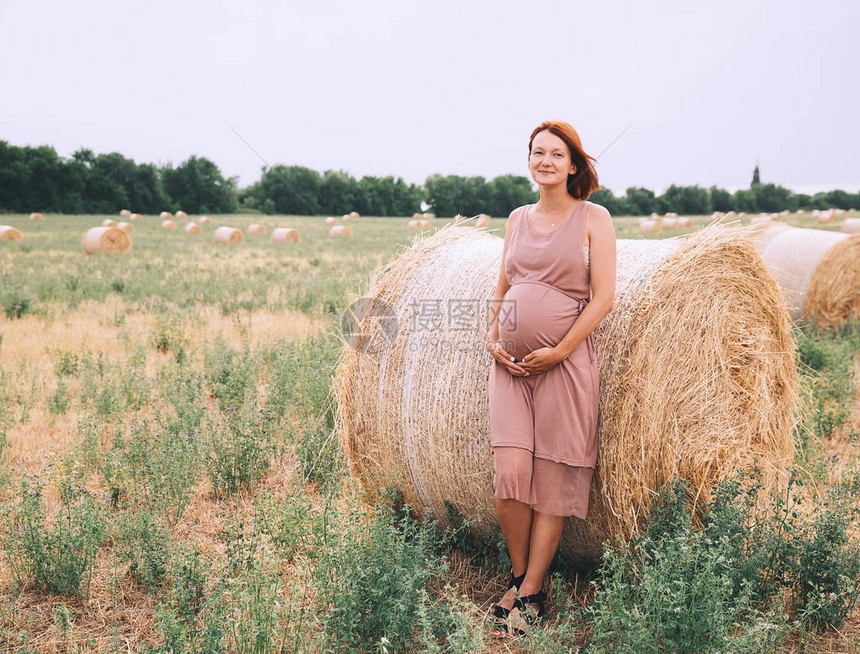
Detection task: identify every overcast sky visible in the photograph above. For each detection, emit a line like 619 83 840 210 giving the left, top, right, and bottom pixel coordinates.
1 0 858 195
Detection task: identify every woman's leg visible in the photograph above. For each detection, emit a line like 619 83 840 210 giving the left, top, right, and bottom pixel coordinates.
493 447 536 613
518 511 564 596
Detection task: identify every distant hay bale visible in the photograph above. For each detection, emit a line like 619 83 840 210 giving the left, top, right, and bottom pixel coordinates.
329 225 353 238
662 217 678 229
408 219 430 229
82 226 131 255
175 210 187 219
29 212 43 221
413 213 423 220
198 216 212 225
336 225 798 561
102 219 118 227
752 223 860 327
750 215 773 225
474 214 491 228
247 224 267 235
272 227 301 243
119 209 131 217
129 213 142 221
677 216 693 228
342 214 351 221
214 226 243 244
842 218 860 234
816 210 834 224
325 217 338 226
349 211 360 220
161 219 177 230
0 225 23 242
639 219 661 234
159 211 173 219
453 214 467 223
184 222 202 234
117 221 133 233
422 213 435 220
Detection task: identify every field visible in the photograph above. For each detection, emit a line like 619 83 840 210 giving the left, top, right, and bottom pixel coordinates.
0 211 858 653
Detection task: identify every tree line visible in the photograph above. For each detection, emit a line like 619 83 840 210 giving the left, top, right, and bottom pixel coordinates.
1 140 856 217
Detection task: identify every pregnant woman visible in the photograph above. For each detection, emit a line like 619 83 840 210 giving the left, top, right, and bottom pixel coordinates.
487 120 616 635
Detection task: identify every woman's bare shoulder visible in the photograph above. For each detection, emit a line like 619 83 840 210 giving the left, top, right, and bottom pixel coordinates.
505 204 531 233
584 200 612 222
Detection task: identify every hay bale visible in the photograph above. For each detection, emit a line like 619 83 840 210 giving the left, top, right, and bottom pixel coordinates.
325 217 338 226
752 223 860 327
329 225 353 238
29 212 43 221
639 219 661 234
677 216 693 228
129 213 142 221
184 222 202 234
117 221 133 233
161 219 177 230
816 210 834 224
0 225 23 242
82 226 131 255
336 225 798 561
102 218 118 227
214 226 243 244
662 217 678 229
175 210 187 219
119 209 131 217
842 218 860 234
350 211 360 220
159 211 172 219
272 227 301 243
475 214 491 229
413 213 423 220
247 224 267 235
198 216 212 225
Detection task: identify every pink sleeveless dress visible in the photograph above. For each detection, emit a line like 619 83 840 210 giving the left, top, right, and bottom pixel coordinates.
489 201 600 476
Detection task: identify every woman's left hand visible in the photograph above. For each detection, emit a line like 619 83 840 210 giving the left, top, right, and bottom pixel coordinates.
519 347 564 375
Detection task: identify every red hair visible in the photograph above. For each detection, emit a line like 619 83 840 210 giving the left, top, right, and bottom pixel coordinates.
528 120 600 200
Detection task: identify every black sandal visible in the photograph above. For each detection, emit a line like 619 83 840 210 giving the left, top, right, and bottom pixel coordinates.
510 590 547 636
491 571 526 632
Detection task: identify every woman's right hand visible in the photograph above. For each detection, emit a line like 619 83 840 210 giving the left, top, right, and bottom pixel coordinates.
488 340 528 376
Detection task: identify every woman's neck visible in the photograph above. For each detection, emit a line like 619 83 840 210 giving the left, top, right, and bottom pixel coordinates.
536 184 577 215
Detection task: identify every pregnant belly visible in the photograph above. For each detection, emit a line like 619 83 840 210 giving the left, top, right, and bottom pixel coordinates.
498 282 583 362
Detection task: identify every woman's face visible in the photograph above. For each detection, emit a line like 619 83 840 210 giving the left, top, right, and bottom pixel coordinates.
528 130 576 188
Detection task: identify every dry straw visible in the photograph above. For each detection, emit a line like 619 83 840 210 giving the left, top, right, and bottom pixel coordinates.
198 215 212 225
184 222 202 234
159 211 172 219
751 223 860 328
102 218 118 227
82 226 131 254
0 225 23 241
161 219 177 230
129 213 142 221
119 209 131 217
272 227 301 243
214 226 243 244
336 224 798 561
247 223 267 235
175 210 187 218
29 212 43 221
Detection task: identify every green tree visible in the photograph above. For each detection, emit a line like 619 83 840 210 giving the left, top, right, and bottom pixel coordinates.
709 186 734 212
657 185 711 215
486 175 537 217
624 187 657 215
318 170 358 215
161 156 237 214
752 183 795 213
256 165 321 215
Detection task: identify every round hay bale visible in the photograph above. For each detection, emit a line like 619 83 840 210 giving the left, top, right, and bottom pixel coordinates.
329 225 353 238
677 216 693 228
214 226 243 244
325 217 338 226
161 219 177 230
639 219 660 234
129 213 142 221
119 209 131 217
0 225 23 242
349 211 360 220
117 221 133 233
102 218 118 227
272 227 301 243
413 212 423 220
752 223 860 327
662 217 678 229
184 222 202 234
29 212 43 221
342 214 351 221
841 218 860 234
816 210 834 224
198 215 212 225
82 226 131 255
247 224 267 235
175 210 187 219
159 211 172 219
336 225 798 561
407 219 421 228
475 214 491 229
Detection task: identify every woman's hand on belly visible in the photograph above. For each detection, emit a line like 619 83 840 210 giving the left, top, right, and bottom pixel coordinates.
519 346 563 375
488 339 529 376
